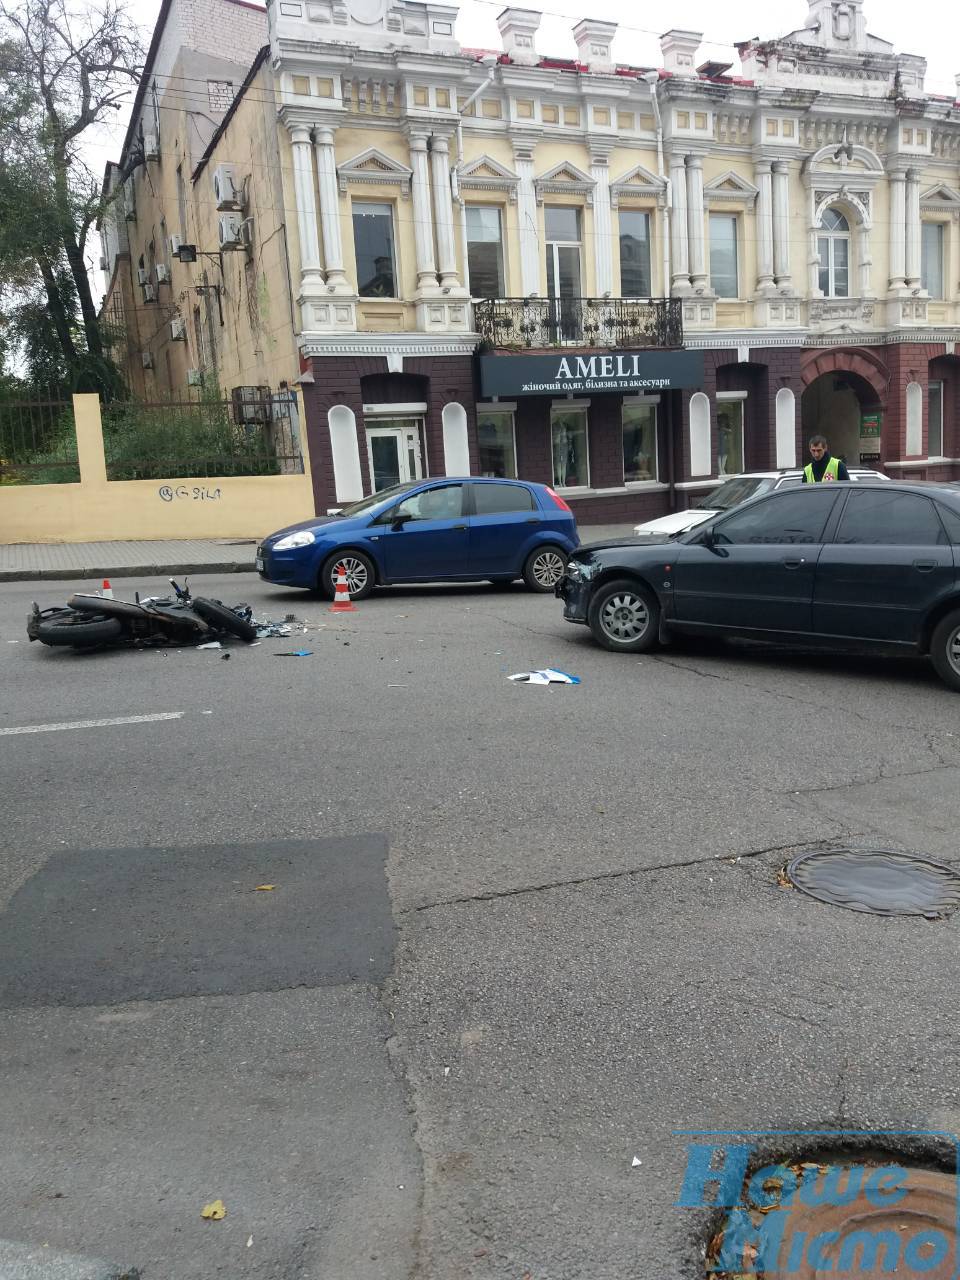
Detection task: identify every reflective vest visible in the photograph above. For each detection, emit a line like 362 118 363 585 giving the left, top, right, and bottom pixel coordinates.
804 456 840 483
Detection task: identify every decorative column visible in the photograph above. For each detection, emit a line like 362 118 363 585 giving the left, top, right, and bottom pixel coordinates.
686 155 707 292
513 139 541 297
888 171 907 291
670 152 691 294
591 149 614 296
772 160 792 291
408 131 438 292
755 160 775 294
289 125 324 296
905 168 922 289
430 135 462 290
313 127 350 294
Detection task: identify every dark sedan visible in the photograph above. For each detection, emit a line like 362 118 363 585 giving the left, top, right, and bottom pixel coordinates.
557 482 960 691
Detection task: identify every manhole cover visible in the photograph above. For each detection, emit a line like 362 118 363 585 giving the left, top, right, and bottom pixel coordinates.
710 1162 957 1279
785 848 960 918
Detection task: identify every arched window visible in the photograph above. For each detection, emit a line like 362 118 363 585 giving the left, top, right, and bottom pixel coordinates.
817 208 850 298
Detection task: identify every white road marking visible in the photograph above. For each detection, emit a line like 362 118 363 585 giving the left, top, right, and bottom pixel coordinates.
0 712 184 737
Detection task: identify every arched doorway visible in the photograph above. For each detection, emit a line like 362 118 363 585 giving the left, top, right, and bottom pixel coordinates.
800 357 886 468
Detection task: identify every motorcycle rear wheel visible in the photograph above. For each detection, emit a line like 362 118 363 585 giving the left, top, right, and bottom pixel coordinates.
35 610 124 648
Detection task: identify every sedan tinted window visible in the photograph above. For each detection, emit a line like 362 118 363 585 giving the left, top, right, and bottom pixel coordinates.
836 490 947 545
473 483 535 515
711 489 837 545
936 503 960 543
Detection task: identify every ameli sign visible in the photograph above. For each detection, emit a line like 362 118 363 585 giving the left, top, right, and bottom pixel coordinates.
479 350 704 398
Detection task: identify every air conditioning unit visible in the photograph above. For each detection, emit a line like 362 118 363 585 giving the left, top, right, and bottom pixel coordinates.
218 212 249 251
142 129 160 160
212 163 242 210
137 266 149 285
170 317 187 341
156 263 171 283
143 282 157 302
169 234 182 257
187 369 204 386
141 351 154 369
123 181 136 220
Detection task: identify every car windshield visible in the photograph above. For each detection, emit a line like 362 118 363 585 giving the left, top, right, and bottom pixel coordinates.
695 477 774 510
337 482 420 518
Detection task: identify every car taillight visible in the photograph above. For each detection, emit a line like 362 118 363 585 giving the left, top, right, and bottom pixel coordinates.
546 487 572 512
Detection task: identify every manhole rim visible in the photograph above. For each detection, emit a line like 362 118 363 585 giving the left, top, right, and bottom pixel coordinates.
785 846 960 918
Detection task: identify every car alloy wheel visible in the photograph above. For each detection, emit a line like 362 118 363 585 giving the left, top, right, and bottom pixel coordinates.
530 549 566 589
335 555 370 597
947 623 960 679
599 591 650 644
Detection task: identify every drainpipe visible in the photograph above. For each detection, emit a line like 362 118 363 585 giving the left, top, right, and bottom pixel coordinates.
452 57 498 297
641 70 676 507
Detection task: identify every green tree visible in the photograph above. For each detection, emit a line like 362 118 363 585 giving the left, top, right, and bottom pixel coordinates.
0 1 143 394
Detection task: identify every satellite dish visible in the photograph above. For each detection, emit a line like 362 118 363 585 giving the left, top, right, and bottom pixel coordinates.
347 0 388 24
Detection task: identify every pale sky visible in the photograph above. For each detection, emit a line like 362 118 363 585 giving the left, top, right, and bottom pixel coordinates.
83 0 960 281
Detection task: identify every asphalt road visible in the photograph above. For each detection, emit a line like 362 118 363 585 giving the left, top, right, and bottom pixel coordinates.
2 572 960 1278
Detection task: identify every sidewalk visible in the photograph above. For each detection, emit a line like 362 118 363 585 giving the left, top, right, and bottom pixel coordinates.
0 525 637 583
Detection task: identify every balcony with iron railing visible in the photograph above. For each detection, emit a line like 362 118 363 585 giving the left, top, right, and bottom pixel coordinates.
473 297 683 350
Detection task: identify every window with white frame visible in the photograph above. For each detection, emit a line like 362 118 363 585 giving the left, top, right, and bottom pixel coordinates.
922 223 944 298
817 207 850 298
709 214 738 298
929 381 944 457
551 405 589 488
717 395 746 476
466 206 505 299
619 210 652 297
353 202 397 298
622 403 658 482
476 407 517 478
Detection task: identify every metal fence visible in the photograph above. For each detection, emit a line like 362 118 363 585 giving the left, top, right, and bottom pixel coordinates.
101 393 303 482
474 297 684 350
0 396 80 485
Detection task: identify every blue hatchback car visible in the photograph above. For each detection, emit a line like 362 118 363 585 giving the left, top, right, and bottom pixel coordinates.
257 476 580 599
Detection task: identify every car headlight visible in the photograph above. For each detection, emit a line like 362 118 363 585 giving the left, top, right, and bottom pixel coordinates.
566 560 596 582
272 530 316 551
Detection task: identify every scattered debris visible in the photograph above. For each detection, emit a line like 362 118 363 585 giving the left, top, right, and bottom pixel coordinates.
508 669 581 685
255 884 276 892
201 1200 226 1221
246 1236 253 1249
197 641 222 650
274 649 313 657
221 653 231 661
632 1156 642 1168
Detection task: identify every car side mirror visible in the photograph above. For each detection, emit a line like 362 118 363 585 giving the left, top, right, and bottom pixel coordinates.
391 512 414 531
699 527 717 548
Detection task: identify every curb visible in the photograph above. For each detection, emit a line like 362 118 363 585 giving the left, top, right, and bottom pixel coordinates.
0 1240 139 1279
0 561 255 584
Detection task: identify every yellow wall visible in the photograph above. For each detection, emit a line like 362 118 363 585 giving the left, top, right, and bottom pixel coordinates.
0 396 315 545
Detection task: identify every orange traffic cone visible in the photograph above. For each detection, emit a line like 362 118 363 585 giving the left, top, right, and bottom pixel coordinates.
329 563 358 613
101 579 114 599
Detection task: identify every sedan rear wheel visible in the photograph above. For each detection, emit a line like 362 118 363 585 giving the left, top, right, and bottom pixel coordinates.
931 609 960 692
523 545 567 593
588 579 660 653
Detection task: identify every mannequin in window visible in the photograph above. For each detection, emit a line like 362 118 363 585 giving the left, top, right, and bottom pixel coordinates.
554 423 570 487
718 419 731 476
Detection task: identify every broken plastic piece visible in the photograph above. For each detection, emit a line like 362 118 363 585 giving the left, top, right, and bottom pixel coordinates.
201 1199 226 1220
508 669 581 685
274 649 313 657
197 641 222 650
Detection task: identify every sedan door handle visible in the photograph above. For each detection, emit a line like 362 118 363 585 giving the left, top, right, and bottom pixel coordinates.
913 559 938 572
782 557 806 569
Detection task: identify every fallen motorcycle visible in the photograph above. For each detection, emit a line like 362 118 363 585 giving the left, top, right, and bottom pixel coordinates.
27 579 259 649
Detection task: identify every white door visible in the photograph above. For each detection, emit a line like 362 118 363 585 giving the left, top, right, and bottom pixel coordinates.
366 419 424 492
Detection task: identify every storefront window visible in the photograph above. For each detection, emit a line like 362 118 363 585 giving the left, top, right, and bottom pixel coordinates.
476 408 517 478
929 381 944 457
353 202 396 297
551 407 589 488
622 404 658 482
717 398 745 476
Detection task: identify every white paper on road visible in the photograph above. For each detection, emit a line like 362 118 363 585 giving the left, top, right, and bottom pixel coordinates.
0 713 185 736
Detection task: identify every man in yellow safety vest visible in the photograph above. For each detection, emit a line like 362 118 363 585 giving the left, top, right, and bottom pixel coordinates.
803 435 850 483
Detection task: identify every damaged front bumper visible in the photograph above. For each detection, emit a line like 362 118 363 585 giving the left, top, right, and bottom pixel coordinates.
555 575 591 625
